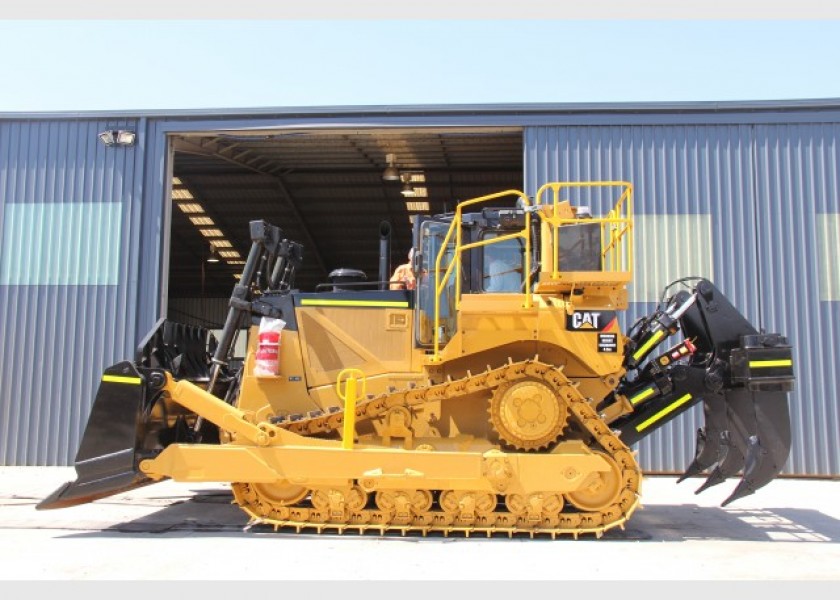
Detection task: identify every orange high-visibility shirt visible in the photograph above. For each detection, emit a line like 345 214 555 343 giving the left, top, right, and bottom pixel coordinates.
390 263 416 290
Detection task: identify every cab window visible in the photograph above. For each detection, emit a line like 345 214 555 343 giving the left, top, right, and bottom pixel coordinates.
482 233 523 293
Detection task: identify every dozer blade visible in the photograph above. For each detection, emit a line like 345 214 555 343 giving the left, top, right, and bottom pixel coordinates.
38 317 221 510
37 361 161 510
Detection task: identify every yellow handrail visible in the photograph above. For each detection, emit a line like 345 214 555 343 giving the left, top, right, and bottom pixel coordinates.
534 181 633 277
430 181 633 361
433 189 531 360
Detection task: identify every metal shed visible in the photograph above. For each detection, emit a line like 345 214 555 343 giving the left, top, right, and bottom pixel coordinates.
1 101 838 478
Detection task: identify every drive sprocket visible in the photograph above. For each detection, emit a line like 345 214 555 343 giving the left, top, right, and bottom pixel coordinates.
489 378 569 450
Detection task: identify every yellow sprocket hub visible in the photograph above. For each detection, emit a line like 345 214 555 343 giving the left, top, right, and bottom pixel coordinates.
489 378 569 450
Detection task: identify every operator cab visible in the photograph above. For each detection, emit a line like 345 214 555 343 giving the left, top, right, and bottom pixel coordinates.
412 205 603 347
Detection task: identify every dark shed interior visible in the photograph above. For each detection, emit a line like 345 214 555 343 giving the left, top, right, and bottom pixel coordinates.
167 127 523 303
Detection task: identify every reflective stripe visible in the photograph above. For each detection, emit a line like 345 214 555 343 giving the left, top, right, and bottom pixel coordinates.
629 386 656 406
102 374 142 385
300 299 409 308
749 359 793 368
635 393 693 432
632 329 664 361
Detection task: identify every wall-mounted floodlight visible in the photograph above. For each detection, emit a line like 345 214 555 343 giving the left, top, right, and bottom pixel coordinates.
98 129 137 147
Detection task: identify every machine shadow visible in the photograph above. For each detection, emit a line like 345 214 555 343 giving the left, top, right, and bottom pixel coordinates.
63 488 840 544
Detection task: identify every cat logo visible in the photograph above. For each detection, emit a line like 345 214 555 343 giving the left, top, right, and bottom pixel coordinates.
566 311 617 332
573 312 601 329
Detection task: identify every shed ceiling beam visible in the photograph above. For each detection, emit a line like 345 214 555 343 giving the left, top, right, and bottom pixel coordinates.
233 149 255 162
343 135 379 169
435 135 457 206
337 134 399 242
171 137 328 276
213 139 243 155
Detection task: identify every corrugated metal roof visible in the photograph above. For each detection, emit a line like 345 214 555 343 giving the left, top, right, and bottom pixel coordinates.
5 98 840 121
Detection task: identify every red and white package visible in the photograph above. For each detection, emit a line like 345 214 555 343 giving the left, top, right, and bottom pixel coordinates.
254 317 286 376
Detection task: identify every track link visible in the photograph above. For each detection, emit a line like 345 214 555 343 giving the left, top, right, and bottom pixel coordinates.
232 359 641 539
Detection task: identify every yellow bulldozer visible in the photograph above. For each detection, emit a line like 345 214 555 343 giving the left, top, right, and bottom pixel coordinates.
38 181 794 538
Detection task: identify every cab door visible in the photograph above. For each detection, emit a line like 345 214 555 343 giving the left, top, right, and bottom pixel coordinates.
413 217 464 347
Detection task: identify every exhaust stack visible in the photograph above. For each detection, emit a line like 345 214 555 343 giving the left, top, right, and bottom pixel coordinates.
378 220 391 290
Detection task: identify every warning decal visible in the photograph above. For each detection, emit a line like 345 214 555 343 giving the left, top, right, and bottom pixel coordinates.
598 333 618 353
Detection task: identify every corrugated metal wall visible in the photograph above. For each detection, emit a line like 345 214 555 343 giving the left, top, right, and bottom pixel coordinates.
2 109 838 475
525 124 840 476
0 118 144 465
753 124 840 476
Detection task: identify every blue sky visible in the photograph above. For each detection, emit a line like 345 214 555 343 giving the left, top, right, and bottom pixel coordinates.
1 20 840 112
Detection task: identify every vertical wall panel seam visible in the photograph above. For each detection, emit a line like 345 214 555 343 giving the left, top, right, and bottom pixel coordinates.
749 124 764 328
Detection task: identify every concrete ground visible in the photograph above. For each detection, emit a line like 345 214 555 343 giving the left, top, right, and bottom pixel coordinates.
0 466 839 581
